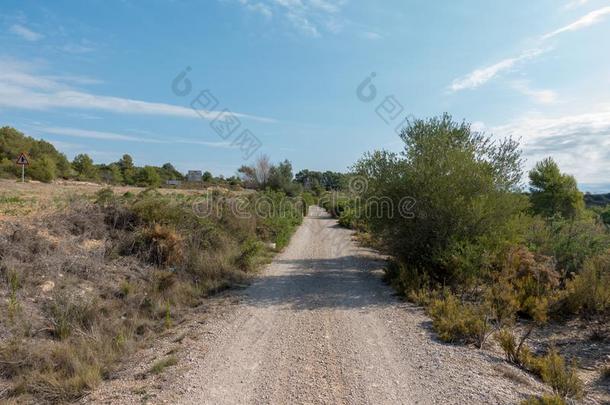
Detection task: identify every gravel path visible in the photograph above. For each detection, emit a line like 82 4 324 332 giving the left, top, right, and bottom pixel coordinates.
85 206 545 404
160 206 544 404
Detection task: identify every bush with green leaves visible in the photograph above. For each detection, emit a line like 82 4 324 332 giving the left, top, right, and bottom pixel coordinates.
353 114 525 286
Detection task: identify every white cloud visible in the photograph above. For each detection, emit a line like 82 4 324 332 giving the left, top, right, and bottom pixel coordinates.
512 81 558 104
36 126 239 148
238 0 273 18
9 24 43 41
234 0 348 37
450 48 545 92
492 107 610 185
40 126 163 143
286 12 319 36
450 6 610 94
360 31 382 40
543 6 610 39
563 0 589 10
0 59 276 123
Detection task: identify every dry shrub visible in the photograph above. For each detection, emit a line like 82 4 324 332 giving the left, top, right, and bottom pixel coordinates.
427 292 489 347
44 293 100 340
45 201 106 239
495 328 534 367
535 349 583 400
3 225 55 260
152 270 177 293
496 331 583 400
499 246 559 320
563 250 610 321
0 335 118 402
137 224 184 267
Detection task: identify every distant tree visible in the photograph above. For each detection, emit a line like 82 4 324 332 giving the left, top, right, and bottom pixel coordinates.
255 154 271 187
295 169 322 190
136 165 161 187
238 165 257 188
55 153 74 178
159 162 183 181
268 159 301 195
118 154 136 185
100 163 124 184
321 171 346 190
238 155 272 189
226 175 242 186
529 157 584 219
202 171 213 182
72 154 99 181
29 156 56 183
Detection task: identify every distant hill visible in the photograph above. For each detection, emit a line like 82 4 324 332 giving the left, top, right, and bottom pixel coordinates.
584 193 610 207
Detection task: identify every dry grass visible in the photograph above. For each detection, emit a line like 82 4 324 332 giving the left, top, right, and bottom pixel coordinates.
0 185 300 403
147 356 178 375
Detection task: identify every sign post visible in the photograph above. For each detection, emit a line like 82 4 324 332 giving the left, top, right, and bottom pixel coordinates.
15 152 29 183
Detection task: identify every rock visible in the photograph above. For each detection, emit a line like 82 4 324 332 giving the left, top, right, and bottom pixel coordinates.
40 280 55 293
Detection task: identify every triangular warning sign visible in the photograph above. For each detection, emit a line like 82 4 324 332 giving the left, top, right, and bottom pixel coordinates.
16 153 29 165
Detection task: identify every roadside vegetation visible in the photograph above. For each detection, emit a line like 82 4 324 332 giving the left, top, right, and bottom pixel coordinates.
0 183 305 402
330 114 609 403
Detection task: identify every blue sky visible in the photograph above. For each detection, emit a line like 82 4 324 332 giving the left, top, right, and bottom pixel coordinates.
1 0 610 191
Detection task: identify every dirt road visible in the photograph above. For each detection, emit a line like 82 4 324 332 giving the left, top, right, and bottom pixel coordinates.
87 206 544 404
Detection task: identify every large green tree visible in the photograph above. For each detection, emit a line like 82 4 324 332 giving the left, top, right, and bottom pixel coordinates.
529 157 584 220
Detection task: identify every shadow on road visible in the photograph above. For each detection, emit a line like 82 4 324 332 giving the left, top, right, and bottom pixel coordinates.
242 255 393 311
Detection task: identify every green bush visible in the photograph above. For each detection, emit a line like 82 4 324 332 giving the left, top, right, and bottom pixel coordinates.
236 238 265 271
352 114 526 285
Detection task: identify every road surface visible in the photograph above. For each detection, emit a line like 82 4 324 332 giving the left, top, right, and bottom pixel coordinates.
169 206 541 404
86 206 543 404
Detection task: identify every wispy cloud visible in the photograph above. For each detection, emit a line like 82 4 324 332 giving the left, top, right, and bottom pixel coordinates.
511 81 558 104
542 6 610 39
9 23 43 41
563 0 589 10
238 0 273 18
0 58 276 123
360 31 382 40
286 11 319 36
36 126 239 148
450 48 545 92
234 0 348 37
493 106 610 184
450 6 610 93
40 126 163 143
